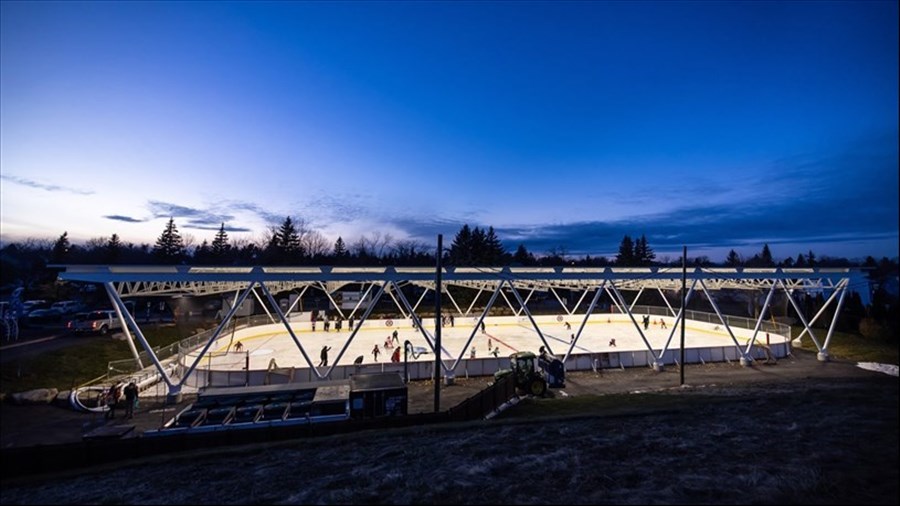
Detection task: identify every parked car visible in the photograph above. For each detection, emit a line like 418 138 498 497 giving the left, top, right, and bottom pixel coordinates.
21 300 49 313
50 300 86 315
66 310 122 335
23 308 63 325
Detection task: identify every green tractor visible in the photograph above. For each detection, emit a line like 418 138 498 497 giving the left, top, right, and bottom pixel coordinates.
493 351 549 396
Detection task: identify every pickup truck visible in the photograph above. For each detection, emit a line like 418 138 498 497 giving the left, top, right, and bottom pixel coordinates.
66 310 123 335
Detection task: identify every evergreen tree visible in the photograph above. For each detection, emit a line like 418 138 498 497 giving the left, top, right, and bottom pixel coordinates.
449 224 473 265
795 253 807 267
760 244 774 266
194 240 211 263
484 226 507 265
807 250 816 267
513 244 534 266
615 235 635 266
470 226 487 264
634 234 655 265
51 232 71 263
210 223 230 263
725 249 741 267
105 234 122 264
267 217 302 264
333 237 348 258
152 218 186 264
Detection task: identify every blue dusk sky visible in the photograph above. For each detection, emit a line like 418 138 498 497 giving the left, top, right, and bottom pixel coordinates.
1 1 897 262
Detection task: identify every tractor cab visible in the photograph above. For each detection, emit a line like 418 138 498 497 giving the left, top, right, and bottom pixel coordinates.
494 351 555 396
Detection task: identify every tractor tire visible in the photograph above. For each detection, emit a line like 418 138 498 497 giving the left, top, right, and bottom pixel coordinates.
529 378 547 397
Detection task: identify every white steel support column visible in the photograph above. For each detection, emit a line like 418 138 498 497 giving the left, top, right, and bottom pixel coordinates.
465 288 484 317
105 283 180 397
605 286 626 314
251 286 277 324
449 284 505 372
499 287 519 315
571 288 591 315
444 287 464 317
391 280 454 365
563 282 606 363
104 283 143 371
743 282 778 355
384 284 409 320
258 282 319 376
779 280 823 353
657 279 698 360
347 283 376 321
785 281 844 344
285 285 309 318
820 282 849 362
608 284 660 367
412 286 429 314
318 282 347 320
549 287 571 315
178 283 257 393
514 288 537 317
507 281 556 356
697 279 750 366
657 287 678 317
629 286 645 312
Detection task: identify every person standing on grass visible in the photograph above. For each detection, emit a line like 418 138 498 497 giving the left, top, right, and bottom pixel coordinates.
105 383 121 420
123 381 138 419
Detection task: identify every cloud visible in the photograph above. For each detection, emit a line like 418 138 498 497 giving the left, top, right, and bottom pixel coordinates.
103 215 146 223
225 201 286 225
147 200 235 228
368 132 898 259
1 174 95 195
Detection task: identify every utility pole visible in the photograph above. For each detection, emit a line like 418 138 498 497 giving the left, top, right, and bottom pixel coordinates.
434 234 442 412
680 245 686 386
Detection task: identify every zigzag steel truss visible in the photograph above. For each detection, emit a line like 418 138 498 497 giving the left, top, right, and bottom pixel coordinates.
57 265 868 396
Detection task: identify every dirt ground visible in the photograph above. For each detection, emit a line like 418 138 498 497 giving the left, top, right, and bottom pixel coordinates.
1 350 897 505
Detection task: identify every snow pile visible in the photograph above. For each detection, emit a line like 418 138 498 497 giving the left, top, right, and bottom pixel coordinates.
856 362 899 377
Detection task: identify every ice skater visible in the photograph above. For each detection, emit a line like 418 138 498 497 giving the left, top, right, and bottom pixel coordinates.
319 345 332 367
372 344 381 361
608 338 617 347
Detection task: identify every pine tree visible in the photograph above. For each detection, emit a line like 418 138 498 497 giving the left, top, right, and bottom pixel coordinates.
471 226 487 264
152 218 186 264
51 232 71 263
761 244 774 266
725 249 741 267
615 235 635 266
267 217 302 264
210 223 230 263
333 237 348 258
450 224 473 265
194 240 211 263
634 234 655 266
484 226 507 265
105 234 122 263
513 244 534 266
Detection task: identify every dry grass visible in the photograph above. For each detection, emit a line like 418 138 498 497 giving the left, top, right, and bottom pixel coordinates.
1 372 896 505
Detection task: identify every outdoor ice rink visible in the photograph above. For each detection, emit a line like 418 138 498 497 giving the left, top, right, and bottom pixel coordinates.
186 313 790 374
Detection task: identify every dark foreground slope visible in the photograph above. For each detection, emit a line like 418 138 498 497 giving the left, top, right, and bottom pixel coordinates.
1 353 897 505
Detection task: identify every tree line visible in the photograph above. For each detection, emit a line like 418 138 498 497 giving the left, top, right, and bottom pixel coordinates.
2 218 895 271
2 218 897 341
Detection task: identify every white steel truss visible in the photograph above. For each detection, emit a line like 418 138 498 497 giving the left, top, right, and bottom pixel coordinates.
56 265 868 397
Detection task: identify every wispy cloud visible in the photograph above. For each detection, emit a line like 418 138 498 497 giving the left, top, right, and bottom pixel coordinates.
147 200 236 229
1 174 95 195
103 215 146 223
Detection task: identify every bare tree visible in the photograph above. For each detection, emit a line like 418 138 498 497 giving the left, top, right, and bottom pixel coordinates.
302 230 331 258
